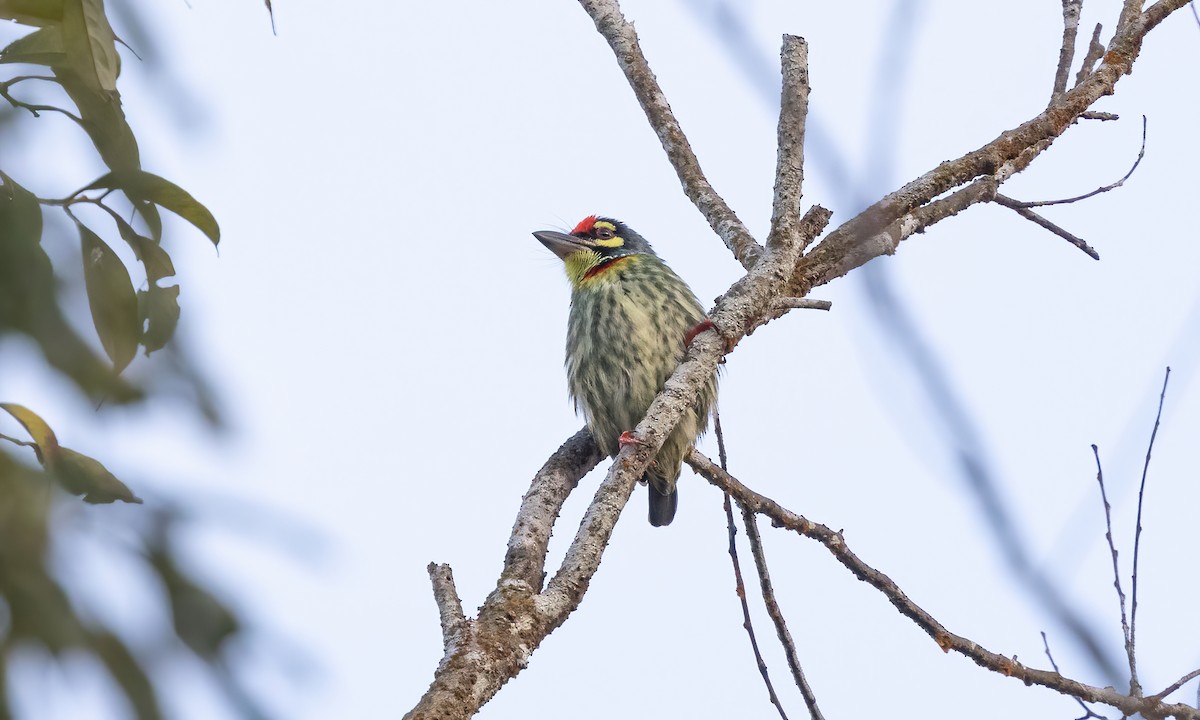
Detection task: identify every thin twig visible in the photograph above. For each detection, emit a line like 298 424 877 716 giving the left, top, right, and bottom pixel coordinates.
992 195 1101 259
1092 445 1137 695
1052 0 1084 103
1150 668 1200 703
1042 632 1110 720
739 501 825 720
0 432 37 449
686 448 1200 720
1003 116 1147 209
774 298 832 312
767 35 811 253
1075 23 1106 87
1130 366 1171 696
715 411 790 720
0 75 83 124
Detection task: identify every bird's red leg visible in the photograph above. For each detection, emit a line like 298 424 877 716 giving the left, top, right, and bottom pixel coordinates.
684 319 716 347
685 318 734 355
618 431 644 448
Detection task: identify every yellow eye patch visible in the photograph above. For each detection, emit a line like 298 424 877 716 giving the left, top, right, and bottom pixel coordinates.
591 221 624 247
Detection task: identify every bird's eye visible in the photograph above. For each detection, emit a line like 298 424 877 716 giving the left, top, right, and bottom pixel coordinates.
595 227 614 239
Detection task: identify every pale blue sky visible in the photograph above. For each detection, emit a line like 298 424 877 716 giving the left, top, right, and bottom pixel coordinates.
2 1 1198 718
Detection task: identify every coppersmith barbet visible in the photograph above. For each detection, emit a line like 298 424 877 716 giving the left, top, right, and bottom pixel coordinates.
534 216 718 526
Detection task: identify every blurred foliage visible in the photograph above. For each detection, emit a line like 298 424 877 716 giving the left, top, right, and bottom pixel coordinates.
0 0 261 717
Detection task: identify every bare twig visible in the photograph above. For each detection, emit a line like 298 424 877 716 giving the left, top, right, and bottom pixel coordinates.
992 195 1101 260
0 432 37 449
739 501 825 720
687 449 1200 720
1052 0 1084 103
716 413 790 720
1075 23 1106 87
428 563 467 649
576 0 763 269
0 75 83 124
775 298 832 312
1151 668 1200 703
1080 110 1120 121
1004 116 1147 209
1041 632 1110 720
1130 366 1170 695
1091 445 1138 696
767 35 811 253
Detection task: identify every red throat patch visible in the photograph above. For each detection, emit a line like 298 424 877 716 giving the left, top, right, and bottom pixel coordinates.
582 255 631 280
572 215 598 235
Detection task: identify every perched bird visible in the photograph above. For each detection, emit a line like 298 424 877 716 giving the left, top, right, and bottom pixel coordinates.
533 216 718 526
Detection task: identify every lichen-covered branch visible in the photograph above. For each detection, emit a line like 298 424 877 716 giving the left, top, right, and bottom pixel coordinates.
766 35 811 253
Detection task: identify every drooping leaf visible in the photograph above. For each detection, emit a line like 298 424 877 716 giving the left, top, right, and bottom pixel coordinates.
60 0 119 92
0 172 140 402
86 630 162 718
79 222 139 372
108 209 175 282
0 402 60 462
0 169 42 245
148 547 239 659
134 198 162 241
86 170 219 246
0 24 65 66
50 446 142 503
137 284 180 354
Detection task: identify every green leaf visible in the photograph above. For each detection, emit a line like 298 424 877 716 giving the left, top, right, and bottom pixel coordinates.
0 169 42 242
50 446 142 503
0 401 60 463
137 284 180 354
0 172 140 403
0 0 65 27
61 0 119 92
79 222 138 372
0 24 65 65
108 210 175 282
86 170 219 246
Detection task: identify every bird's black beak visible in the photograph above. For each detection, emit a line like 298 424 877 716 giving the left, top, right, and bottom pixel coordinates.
533 230 595 260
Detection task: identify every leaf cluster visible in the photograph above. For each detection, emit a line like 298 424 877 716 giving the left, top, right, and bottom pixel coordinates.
0 2 258 717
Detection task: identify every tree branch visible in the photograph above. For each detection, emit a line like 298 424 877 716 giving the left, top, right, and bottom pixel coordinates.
501 428 602 590
1092 445 1137 695
1074 23 1106 88
1131 366 1170 696
767 35 811 253
992 195 1101 260
787 0 1191 299
576 0 763 269
687 448 1200 720
740 503 825 720
427 563 466 649
1051 0 1084 103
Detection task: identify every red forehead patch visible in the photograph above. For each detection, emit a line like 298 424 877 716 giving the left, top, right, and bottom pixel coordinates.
572 215 598 235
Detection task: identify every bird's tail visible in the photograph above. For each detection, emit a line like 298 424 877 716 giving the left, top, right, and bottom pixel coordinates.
647 484 677 526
